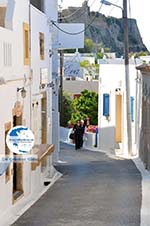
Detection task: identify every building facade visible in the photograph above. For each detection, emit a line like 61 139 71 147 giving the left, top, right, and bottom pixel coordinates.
98 59 142 155
0 0 56 222
136 64 150 170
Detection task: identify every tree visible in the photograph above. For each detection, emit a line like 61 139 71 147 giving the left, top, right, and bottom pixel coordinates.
96 52 104 59
80 60 99 78
60 92 73 127
79 38 94 53
84 38 94 53
70 89 98 125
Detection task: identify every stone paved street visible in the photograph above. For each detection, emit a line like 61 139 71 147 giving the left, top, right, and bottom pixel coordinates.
12 143 142 226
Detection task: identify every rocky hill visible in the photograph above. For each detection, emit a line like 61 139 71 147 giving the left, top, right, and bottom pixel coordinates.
61 2 147 56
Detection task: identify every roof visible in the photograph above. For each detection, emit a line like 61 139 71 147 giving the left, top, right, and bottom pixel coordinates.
63 80 98 95
136 64 150 73
98 58 142 65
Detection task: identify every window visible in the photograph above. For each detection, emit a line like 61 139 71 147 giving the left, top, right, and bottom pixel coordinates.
0 7 6 27
103 94 110 117
23 23 29 65
39 32 44 60
3 42 12 67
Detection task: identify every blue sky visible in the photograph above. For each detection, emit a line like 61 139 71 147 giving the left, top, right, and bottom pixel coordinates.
59 0 150 50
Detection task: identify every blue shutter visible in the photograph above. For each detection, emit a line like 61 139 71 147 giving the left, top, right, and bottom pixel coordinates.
130 96 134 122
103 94 109 116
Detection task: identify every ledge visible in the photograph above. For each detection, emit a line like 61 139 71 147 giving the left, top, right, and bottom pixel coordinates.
31 144 54 171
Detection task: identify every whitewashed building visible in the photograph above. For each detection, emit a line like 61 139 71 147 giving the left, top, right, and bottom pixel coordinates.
136 64 150 170
98 58 142 155
0 0 58 224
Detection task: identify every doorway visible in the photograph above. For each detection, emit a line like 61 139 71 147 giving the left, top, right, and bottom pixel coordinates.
41 97 47 144
115 94 122 143
12 115 24 202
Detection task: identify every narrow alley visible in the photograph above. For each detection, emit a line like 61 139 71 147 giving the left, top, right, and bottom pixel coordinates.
12 143 141 226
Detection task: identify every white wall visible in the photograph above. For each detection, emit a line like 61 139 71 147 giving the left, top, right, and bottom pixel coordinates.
0 0 54 217
31 6 51 95
44 0 58 20
98 63 137 152
0 0 31 214
30 5 52 144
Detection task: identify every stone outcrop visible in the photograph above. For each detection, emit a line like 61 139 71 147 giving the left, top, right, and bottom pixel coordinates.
61 1 147 56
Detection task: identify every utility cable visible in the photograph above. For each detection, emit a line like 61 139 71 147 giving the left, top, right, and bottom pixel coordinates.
107 0 120 16
51 3 103 36
58 0 90 20
63 0 98 23
61 0 97 22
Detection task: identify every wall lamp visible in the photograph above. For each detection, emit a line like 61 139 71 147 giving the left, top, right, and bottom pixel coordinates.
17 87 27 98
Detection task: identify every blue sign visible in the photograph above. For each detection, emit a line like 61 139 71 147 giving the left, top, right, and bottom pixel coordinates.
6 126 35 154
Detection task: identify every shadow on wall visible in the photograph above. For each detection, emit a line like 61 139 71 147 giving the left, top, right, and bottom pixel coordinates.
98 126 117 150
139 129 150 170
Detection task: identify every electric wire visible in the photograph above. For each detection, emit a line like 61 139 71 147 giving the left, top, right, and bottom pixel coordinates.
60 0 98 23
51 3 103 36
63 0 98 23
107 0 120 16
58 0 90 20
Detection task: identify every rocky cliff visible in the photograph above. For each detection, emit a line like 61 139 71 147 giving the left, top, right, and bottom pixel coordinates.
61 2 147 56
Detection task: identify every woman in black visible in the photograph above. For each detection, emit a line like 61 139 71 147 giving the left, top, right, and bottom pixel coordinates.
73 120 82 150
80 119 85 148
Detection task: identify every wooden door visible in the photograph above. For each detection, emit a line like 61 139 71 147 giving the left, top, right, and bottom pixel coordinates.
115 95 122 143
41 97 47 144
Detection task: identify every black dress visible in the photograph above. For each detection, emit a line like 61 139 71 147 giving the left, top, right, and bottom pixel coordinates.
73 124 82 150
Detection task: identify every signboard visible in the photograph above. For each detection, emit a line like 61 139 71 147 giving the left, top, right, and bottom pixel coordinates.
57 23 84 49
40 68 48 84
6 126 35 154
64 61 80 77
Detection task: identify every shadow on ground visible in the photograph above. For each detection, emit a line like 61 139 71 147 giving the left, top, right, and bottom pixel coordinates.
12 142 142 226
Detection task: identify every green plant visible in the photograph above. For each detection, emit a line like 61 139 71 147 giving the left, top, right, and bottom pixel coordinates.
59 92 73 127
70 90 98 125
79 38 94 53
80 60 99 77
